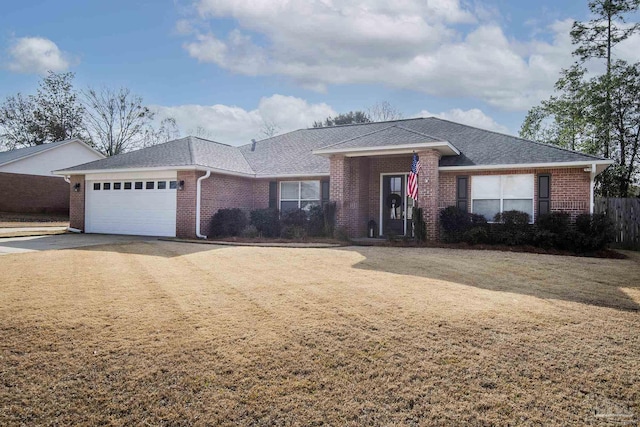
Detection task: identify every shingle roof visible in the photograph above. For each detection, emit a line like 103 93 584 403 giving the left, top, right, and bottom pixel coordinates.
0 139 78 166
57 117 607 176
61 136 253 175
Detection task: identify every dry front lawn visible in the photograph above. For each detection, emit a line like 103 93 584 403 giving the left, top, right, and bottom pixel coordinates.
1 242 639 426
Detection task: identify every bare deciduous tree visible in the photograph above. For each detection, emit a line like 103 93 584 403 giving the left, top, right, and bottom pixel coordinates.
260 119 280 138
83 87 155 156
368 101 403 122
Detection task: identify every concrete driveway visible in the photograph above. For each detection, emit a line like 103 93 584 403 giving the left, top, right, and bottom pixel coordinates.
0 233 154 255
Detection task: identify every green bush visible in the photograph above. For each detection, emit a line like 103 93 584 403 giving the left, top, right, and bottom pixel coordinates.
412 206 427 243
491 210 533 246
250 208 280 237
280 209 308 239
323 202 337 237
536 212 570 234
439 206 471 242
210 208 248 237
570 213 614 253
462 226 489 245
307 205 325 237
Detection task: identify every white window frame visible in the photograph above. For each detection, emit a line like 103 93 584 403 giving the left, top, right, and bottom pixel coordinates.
279 180 321 211
471 174 535 223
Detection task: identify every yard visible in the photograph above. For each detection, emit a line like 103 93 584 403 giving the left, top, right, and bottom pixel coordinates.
0 241 638 425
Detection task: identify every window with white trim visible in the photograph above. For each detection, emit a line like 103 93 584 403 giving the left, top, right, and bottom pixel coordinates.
471 174 534 222
280 181 320 212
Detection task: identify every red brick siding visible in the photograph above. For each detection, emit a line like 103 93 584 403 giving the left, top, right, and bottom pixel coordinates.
0 172 70 214
417 150 441 239
69 175 85 230
438 168 591 220
199 173 255 237
176 171 199 238
330 156 370 237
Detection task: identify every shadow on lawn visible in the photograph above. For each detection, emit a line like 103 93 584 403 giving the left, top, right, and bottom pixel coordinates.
344 246 640 312
74 240 226 258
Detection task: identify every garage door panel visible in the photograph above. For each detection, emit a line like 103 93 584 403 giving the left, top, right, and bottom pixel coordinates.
86 180 177 237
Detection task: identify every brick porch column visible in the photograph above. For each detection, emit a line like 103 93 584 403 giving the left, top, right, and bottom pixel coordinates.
69 175 85 231
329 156 369 237
416 149 441 241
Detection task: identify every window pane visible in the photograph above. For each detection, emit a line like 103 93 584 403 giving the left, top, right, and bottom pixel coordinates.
146 181 154 190
390 177 402 192
503 174 534 198
103 183 111 190
157 181 166 189
113 182 121 190
135 182 143 190
281 182 299 199
280 201 299 212
124 182 132 190
472 199 500 221
300 181 320 199
471 175 500 198
169 181 177 189
504 199 533 218
93 183 100 190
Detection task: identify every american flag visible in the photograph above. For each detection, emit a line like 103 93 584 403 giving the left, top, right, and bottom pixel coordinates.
407 153 420 200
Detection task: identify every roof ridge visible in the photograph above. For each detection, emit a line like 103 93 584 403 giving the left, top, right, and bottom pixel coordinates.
187 137 195 164
394 124 449 142
305 117 425 130
427 117 606 161
316 125 398 150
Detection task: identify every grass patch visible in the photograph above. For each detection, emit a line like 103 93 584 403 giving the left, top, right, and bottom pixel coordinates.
1 242 638 425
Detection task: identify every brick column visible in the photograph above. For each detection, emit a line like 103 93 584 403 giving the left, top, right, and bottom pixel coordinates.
176 170 202 239
417 150 441 241
329 156 369 237
69 175 85 231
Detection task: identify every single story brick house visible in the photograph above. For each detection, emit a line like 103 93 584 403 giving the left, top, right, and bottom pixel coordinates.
0 138 104 214
54 117 612 239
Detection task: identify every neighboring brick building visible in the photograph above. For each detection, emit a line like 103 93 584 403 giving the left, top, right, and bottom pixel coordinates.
0 138 104 214
55 117 612 240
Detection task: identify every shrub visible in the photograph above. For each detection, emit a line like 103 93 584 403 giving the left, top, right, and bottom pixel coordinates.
241 224 259 238
462 226 489 245
491 210 533 246
280 209 308 239
210 208 248 237
250 208 280 237
440 206 471 242
323 202 337 237
412 206 427 243
536 212 570 235
570 213 614 253
307 205 325 237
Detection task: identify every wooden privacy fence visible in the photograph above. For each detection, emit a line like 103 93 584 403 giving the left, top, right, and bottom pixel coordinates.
594 198 640 249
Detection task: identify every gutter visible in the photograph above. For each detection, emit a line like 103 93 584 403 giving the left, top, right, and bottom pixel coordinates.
195 170 211 239
589 163 596 214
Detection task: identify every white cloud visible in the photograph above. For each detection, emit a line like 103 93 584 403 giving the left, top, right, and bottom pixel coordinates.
7 37 72 74
415 108 511 134
151 94 336 145
179 0 585 110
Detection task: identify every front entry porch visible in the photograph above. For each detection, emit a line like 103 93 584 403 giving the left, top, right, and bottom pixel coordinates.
327 149 444 241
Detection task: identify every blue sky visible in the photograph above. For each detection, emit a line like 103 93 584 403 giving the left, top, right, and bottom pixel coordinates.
1 0 638 145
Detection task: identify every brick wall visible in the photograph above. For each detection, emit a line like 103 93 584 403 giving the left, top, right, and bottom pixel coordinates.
0 172 70 214
331 156 370 237
417 150 441 240
199 173 255 237
176 171 199 238
69 175 85 230
438 167 591 220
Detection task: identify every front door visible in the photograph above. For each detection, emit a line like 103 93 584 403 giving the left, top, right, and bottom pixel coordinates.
382 175 405 236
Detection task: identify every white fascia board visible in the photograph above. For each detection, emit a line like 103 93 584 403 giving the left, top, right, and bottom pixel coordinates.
439 159 613 173
54 165 256 178
255 172 330 179
313 141 460 157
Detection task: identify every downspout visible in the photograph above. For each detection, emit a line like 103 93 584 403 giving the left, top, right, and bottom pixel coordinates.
196 170 211 239
63 175 70 184
589 163 596 214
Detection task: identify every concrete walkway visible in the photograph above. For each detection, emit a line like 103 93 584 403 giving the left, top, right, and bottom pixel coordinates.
0 226 68 235
0 234 154 255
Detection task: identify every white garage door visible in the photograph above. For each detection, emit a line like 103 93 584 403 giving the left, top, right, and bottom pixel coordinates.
85 178 177 237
